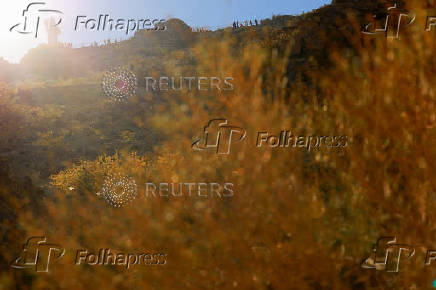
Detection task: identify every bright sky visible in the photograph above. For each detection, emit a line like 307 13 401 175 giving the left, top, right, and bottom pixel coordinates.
0 0 330 63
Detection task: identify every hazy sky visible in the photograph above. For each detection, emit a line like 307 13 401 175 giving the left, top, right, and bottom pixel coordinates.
0 0 330 63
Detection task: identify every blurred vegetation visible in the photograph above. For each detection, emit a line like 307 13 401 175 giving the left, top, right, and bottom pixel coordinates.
1 0 436 289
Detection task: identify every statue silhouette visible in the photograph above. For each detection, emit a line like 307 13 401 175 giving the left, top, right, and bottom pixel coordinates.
44 17 61 46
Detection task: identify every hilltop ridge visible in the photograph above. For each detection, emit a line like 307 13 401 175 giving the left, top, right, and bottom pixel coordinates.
0 0 398 83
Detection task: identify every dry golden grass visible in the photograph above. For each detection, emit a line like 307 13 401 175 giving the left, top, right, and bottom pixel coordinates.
4 2 436 288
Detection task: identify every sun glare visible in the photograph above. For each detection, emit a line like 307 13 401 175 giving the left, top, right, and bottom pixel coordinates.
0 1 48 63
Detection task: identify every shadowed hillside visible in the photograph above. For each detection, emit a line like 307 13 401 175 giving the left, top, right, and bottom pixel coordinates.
3 0 436 288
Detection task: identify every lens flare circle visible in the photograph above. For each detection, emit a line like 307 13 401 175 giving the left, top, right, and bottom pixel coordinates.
102 67 137 102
